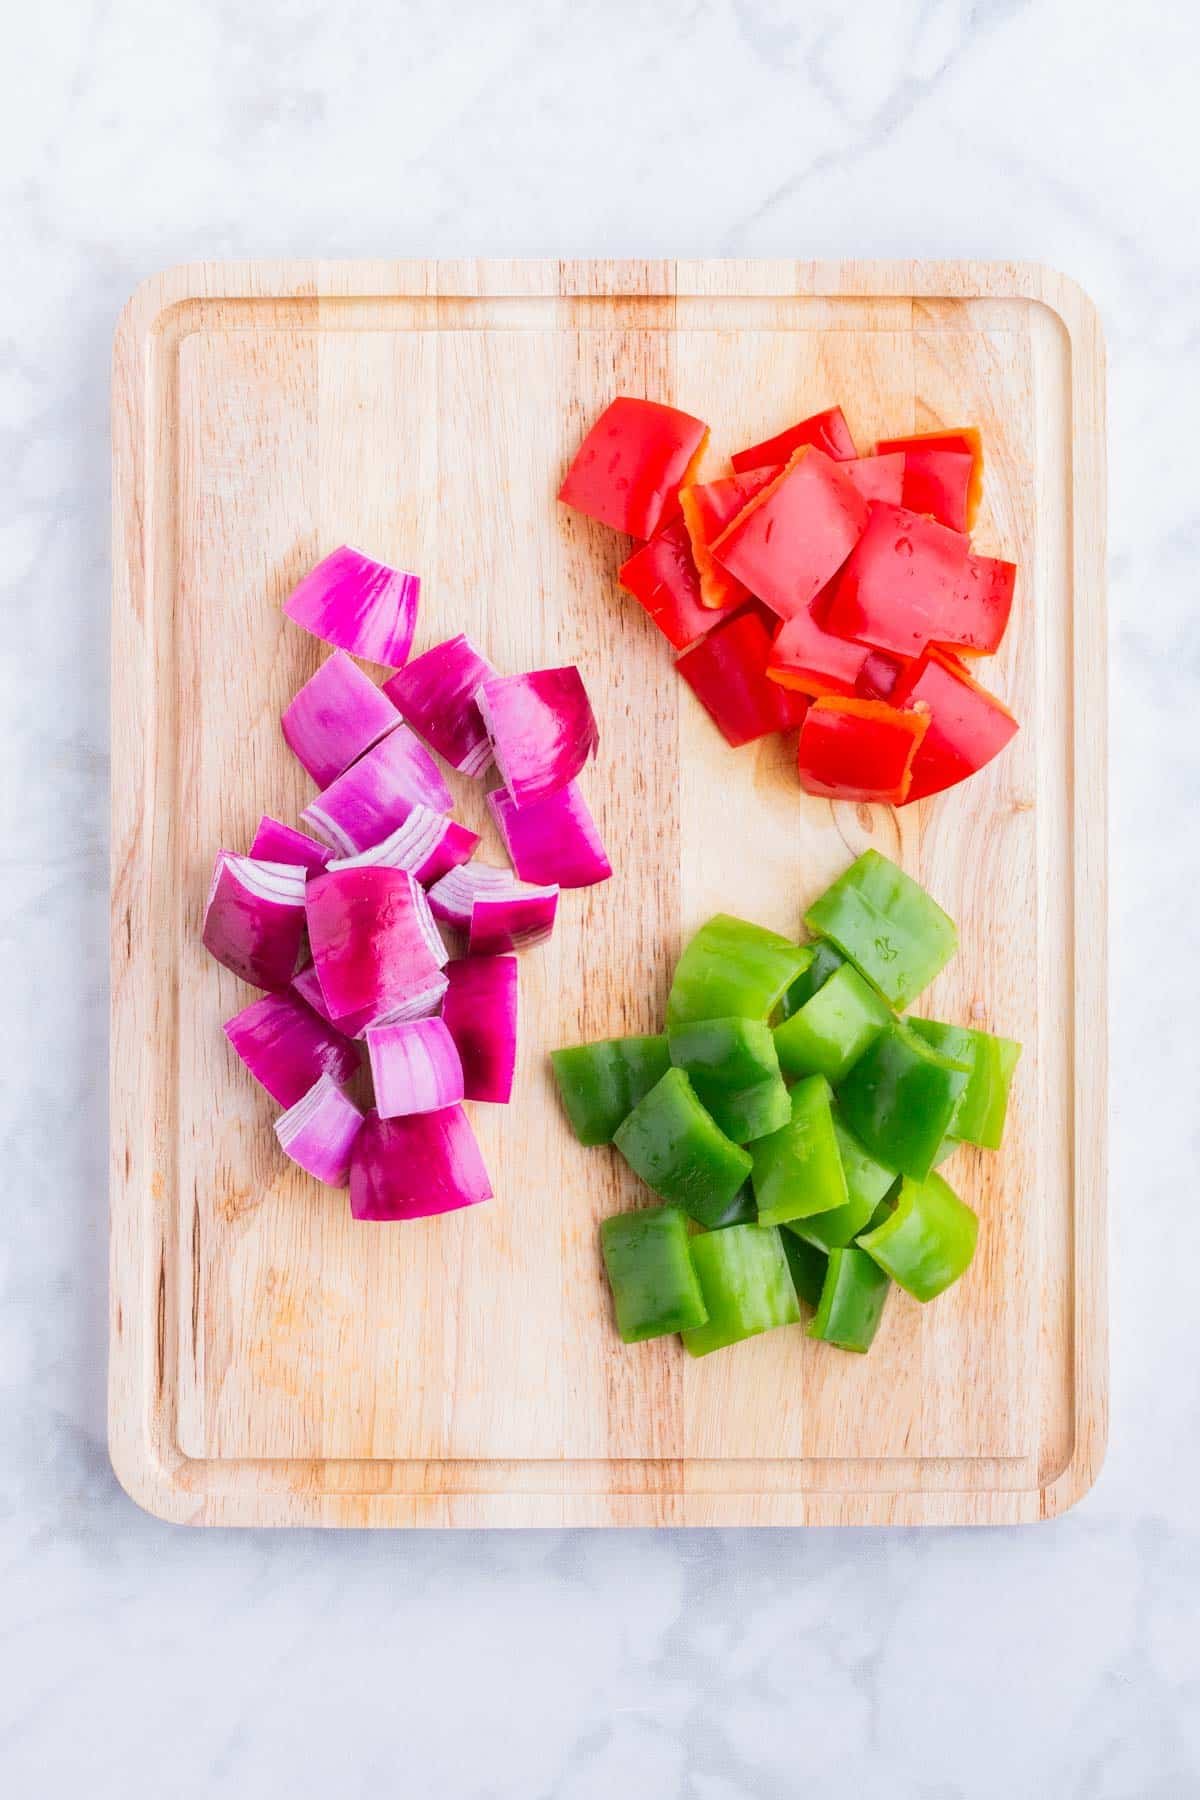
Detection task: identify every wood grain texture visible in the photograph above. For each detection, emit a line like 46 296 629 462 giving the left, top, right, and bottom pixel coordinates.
109 259 1107 1528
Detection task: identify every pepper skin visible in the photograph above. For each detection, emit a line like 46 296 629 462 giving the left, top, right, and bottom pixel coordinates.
909 1018 1021 1150
781 1231 828 1310
613 1066 753 1228
668 1015 792 1145
824 502 971 657
667 915 812 1028
732 405 858 471
551 1035 671 1145
679 467 779 611
796 697 930 805
617 518 716 651
681 1224 801 1356
712 447 870 622
558 396 708 539
875 428 984 530
599 1205 709 1342
857 1169 979 1301
676 605 810 747
895 650 1019 805
808 1245 891 1352
837 1021 972 1181
777 939 845 1019
803 849 957 1009
750 1074 848 1226
774 961 893 1084
787 1114 898 1253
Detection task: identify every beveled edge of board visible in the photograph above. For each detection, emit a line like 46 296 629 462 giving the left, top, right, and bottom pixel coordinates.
109 259 1107 1529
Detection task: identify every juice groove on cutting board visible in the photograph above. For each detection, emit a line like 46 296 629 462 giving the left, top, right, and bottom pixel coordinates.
110 259 1106 1526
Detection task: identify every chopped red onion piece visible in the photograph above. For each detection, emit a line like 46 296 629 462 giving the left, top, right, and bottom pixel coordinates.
428 865 558 953
202 854 307 990
306 865 448 1029
281 649 401 787
224 990 358 1106
442 956 518 1103
300 727 453 856
383 633 497 776
349 1105 493 1221
476 667 599 809
249 816 332 870
365 1017 465 1118
488 780 611 889
275 1073 364 1187
292 962 447 1041
283 545 419 670
426 863 514 931
326 806 479 886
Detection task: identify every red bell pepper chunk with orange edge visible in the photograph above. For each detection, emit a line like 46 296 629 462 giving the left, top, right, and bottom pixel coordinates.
766 600 872 699
676 606 808 749
839 452 905 507
559 397 709 539
940 554 1017 655
732 405 857 472
617 518 715 652
797 698 930 805
824 502 970 656
894 650 1019 805
875 428 984 530
679 466 780 611
712 447 871 622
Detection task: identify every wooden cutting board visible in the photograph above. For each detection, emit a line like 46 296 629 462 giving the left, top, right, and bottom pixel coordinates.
109 259 1106 1527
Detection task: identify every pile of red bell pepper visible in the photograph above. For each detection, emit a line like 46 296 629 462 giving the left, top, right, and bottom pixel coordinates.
559 397 1019 807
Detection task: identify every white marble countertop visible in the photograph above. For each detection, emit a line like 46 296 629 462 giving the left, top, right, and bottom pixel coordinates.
3 1 1197 1793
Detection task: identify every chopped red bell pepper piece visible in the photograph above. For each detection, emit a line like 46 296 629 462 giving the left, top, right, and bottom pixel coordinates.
939 553 1017 655
875 428 984 530
732 405 857 472
676 606 808 748
797 698 930 805
712 447 870 622
559 397 709 539
766 600 870 699
678 466 780 611
894 649 1018 805
617 517 715 652
839 452 905 506
855 648 911 701
824 502 971 656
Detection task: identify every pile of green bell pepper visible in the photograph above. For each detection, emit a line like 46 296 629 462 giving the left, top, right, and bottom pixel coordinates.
551 850 1021 1362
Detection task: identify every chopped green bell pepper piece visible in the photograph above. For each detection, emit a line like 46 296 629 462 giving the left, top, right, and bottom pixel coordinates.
837 1020 971 1181
667 1016 791 1144
667 914 812 1027
857 1169 978 1301
599 1205 708 1342
681 1223 801 1357
781 1231 827 1310
787 1114 897 1252
551 1034 671 1145
808 1246 891 1352
777 939 845 1020
613 1066 753 1228
909 1018 1021 1150
750 1074 848 1226
709 1181 759 1228
803 849 956 1009
773 961 893 1084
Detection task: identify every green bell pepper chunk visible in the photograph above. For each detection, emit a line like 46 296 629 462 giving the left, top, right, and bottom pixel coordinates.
837 1020 971 1181
857 1169 979 1301
667 1016 791 1144
777 939 845 1020
681 1224 801 1357
750 1074 848 1226
613 1067 753 1228
667 915 812 1028
599 1205 708 1342
773 961 893 1084
781 1231 828 1310
709 1181 759 1228
551 1035 671 1145
787 1114 897 1252
808 1246 891 1352
804 849 956 1009
909 1019 1021 1150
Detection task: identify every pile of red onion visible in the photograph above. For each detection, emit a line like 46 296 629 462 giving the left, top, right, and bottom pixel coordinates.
203 547 608 1221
